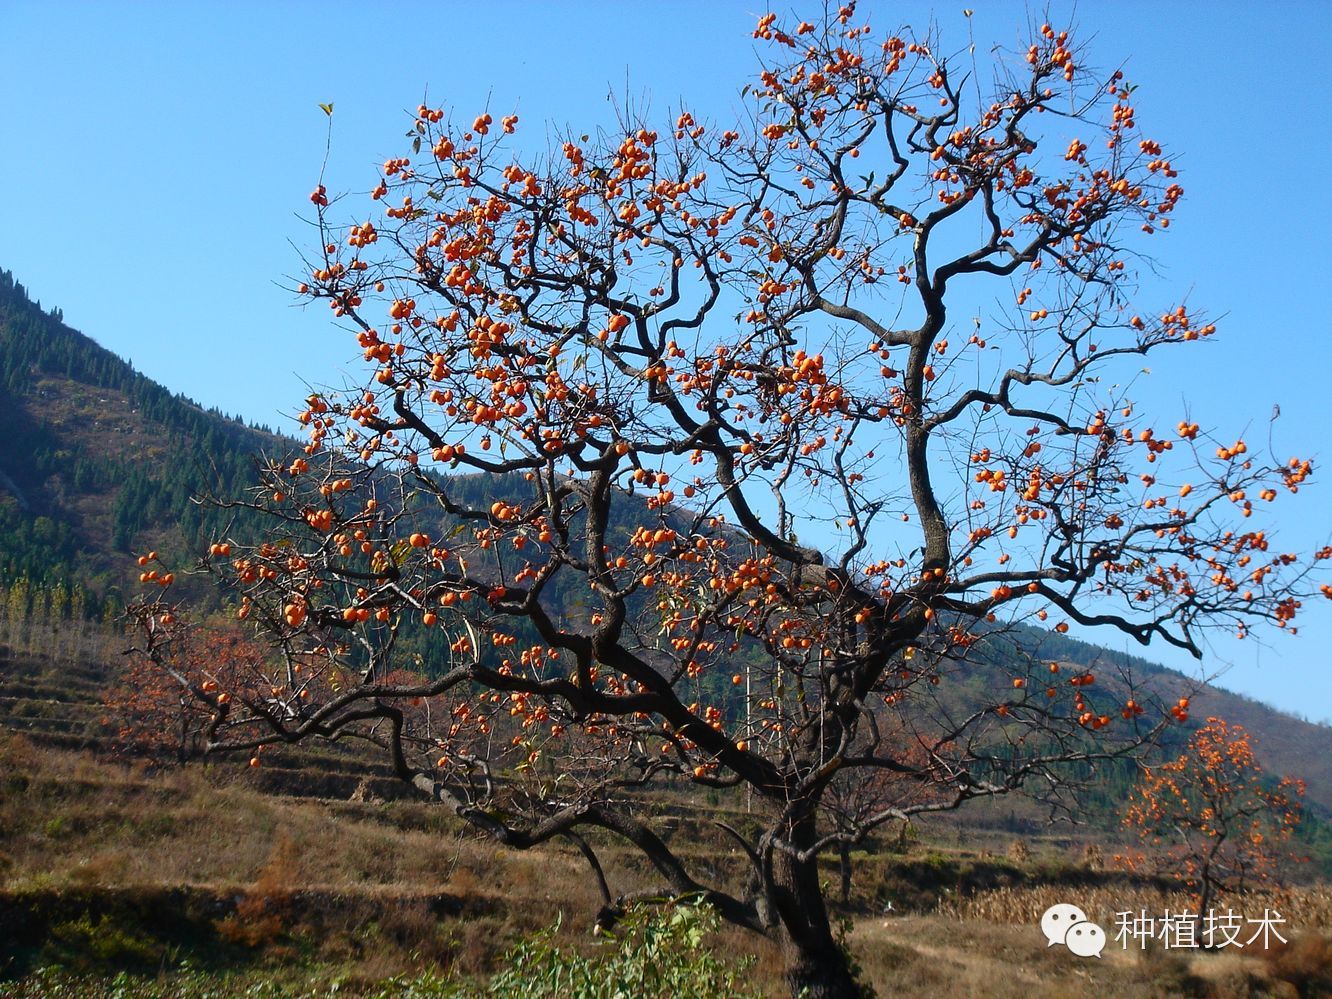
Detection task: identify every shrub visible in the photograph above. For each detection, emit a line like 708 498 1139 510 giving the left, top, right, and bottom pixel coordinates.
214 832 298 949
484 899 762 999
44 913 161 969
1263 932 1332 999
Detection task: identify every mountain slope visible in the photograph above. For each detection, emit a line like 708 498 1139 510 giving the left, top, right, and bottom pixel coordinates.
0 269 282 605
977 624 1332 816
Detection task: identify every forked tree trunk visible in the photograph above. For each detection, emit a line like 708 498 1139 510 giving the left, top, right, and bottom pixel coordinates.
770 819 865 999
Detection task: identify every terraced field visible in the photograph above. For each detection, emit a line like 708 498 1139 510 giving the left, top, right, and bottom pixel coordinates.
2 641 1329 997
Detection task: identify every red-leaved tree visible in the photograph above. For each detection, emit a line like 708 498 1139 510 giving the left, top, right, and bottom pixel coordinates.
131 8 1328 995
1124 717 1305 917
105 621 273 764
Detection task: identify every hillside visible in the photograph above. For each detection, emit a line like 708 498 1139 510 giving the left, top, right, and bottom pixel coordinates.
973 626 1332 817
0 269 281 607
0 266 1328 822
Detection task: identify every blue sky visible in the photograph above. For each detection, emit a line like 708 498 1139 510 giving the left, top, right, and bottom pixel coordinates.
3 1 1330 720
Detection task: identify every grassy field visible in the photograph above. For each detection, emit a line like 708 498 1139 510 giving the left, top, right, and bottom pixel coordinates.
1 644 1330 997
3 733 1330 997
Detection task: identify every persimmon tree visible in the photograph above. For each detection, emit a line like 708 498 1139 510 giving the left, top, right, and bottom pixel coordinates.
1124 717 1305 918
130 7 1329 996
823 722 945 905
104 622 270 764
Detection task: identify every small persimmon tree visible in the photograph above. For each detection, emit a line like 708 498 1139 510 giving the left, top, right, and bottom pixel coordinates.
131 7 1329 996
822 722 945 905
104 622 271 764
1124 718 1305 918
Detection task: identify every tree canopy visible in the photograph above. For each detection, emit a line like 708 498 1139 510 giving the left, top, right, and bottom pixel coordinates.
132 8 1329 996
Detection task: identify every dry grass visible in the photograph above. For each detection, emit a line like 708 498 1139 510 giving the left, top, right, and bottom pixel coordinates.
850 914 1332 999
878 880 1332 999
1 733 580 901
0 732 631 986
3 730 1329 997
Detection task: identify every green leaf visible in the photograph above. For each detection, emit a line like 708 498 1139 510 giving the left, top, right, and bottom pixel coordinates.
317 102 334 116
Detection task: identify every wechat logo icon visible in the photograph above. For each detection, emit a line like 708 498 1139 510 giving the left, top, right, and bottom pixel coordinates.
1041 903 1106 958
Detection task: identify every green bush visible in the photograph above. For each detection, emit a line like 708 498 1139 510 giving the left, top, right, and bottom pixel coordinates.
45 914 161 969
10 901 762 998
364 898 762 999
487 900 760 999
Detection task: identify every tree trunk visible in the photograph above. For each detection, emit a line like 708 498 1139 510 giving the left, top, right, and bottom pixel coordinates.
771 819 865 999
1197 863 1214 932
839 841 852 907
